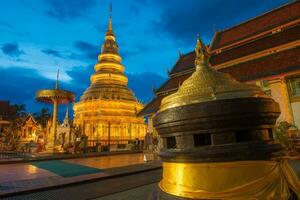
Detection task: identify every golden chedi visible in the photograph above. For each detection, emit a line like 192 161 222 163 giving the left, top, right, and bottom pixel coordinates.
73 6 146 143
151 37 300 199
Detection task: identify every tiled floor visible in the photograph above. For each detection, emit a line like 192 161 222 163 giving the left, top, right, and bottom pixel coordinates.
0 163 57 183
0 153 158 196
94 183 156 200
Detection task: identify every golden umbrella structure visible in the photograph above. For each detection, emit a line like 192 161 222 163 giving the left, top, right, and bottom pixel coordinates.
36 70 75 152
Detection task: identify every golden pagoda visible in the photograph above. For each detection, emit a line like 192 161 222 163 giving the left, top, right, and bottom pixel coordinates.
73 4 146 143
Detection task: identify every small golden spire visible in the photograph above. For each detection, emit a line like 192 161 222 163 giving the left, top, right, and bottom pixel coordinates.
107 1 113 35
194 34 209 67
109 1 112 18
64 105 69 121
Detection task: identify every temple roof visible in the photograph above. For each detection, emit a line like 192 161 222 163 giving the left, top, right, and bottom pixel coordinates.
210 24 300 65
163 45 300 93
209 1 300 51
139 1 300 117
221 47 300 82
156 73 192 95
169 53 195 75
17 114 38 127
138 96 164 117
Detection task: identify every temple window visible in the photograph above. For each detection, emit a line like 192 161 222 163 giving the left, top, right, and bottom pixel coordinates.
268 128 274 140
235 130 253 142
287 76 300 102
166 136 176 149
194 134 211 146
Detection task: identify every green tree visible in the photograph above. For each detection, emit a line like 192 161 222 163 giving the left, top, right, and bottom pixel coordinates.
34 108 51 128
13 104 27 118
2 104 27 150
272 121 297 147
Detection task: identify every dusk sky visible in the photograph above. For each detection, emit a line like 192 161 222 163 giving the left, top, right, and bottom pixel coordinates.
0 0 291 118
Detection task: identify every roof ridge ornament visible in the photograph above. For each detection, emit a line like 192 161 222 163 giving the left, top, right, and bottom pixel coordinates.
194 34 209 67
108 1 112 31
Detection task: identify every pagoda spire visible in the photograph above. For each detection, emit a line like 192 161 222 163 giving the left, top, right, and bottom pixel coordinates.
106 1 114 38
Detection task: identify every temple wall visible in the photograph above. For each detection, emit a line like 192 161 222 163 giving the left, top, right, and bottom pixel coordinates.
268 78 294 124
286 75 300 128
291 102 300 128
80 121 146 143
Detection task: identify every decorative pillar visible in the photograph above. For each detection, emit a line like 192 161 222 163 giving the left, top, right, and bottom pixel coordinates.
52 98 58 140
147 116 153 134
268 78 294 124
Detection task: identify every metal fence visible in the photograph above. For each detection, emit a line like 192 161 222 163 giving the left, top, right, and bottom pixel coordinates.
0 151 27 160
86 139 144 152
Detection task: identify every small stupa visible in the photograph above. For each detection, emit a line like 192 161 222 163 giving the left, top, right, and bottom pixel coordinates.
151 36 299 199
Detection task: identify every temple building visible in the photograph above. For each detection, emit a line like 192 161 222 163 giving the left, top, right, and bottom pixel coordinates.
139 1 300 131
17 115 40 144
73 5 146 144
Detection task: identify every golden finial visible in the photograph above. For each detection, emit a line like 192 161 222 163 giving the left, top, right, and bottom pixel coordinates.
109 1 112 18
107 1 113 33
64 105 69 121
194 34 208 67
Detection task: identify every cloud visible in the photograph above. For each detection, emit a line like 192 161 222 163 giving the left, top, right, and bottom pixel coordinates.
121 44 152 59
65 64 93 101
0 67 53 113
0 66 85 120
44 0 97 21
42 49 64 58
0 65 166 120
127 72 166 103
74 41 99 60
154 0 289 45
1 43 24 57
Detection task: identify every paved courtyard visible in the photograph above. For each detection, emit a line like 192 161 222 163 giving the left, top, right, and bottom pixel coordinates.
0 153 161 197
0 153 144 183
95 183 156 200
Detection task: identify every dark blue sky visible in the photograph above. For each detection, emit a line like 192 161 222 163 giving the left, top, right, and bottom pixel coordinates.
0 0 290 117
